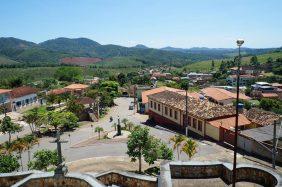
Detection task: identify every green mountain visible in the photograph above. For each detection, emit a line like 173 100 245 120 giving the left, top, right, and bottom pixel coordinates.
0 37 280 67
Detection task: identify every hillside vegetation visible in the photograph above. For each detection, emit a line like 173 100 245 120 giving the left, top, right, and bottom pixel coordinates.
183 51 282 72
0 56 19 65
0 37 278 67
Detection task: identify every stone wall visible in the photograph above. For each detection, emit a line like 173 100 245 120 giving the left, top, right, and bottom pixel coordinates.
96 170 157 187
159 161 281 187
19 177 92 187
0 172 33 187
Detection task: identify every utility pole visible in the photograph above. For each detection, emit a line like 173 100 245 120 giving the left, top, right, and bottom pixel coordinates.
272 120 278 169
185 81 189 137
232 39 244 187
133 85 137 114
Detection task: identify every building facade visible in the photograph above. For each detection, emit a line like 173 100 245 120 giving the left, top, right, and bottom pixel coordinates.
147 90 239 140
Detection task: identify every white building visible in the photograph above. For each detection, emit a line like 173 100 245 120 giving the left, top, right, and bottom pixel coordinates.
10 86 38 111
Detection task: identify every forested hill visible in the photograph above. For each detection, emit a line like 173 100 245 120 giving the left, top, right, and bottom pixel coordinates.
0 37 280 67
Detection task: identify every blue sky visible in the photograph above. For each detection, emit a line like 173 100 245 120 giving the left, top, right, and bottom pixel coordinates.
0 0 281 48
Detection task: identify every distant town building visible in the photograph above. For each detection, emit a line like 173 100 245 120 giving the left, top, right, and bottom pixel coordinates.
230 65 261 76
251 82 281 99
226 74 255 86
201 87 250 105
64 83 89 95
10 86 38 111
84 77 100 85
0 89 12 112
47 88 69 96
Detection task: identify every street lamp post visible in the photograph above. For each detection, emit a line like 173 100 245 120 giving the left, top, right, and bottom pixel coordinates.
232 39 244 187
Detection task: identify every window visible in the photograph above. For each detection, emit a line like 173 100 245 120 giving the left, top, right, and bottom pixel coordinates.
174 111 178 120
198 121 203 131
165 107 168 115
158 104 160 111
188 116 191 126
169 109 172 117
193 118 197 128
154 102 156 110
150 101 153 108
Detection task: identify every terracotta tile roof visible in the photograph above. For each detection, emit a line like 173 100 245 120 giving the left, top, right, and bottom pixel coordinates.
230 74 255 78
10 86 38 99
142 87 200 104
75 97 95 105
208 114 251 129
261 93 279 98
47 88 69 95
201 87 250 101
0 89 11 95
148 90 235 120
244 108 280 126
64 84 89 90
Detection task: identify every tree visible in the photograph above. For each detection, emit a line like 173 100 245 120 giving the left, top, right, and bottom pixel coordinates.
211 60 215 71
23 107 46 134
180 79 189 90
45 94 57 105
0 141 14 155
23 134 39 163
28 149 59 171
11 138 27 171
65 99 84 116
0 154 20 173
48 111 65 130
62 112 78 129
55 67 83 82
181 138 197 160
127 126 150 173
265 57 273 72
95 126 104 139
127 126 173 173
117 73 127 86
159 142 174 160
126 122 134 131
250 56 260 68
169 134 187 160
0 116 22 144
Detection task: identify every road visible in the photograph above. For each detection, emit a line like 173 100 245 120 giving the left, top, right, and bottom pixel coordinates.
1 97 281 174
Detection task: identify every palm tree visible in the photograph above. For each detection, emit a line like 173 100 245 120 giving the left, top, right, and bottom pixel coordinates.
121 118 129 128
23 135 39 163
0 141 14 155
169 134 187 160
95 126 104 140
126 122 134 131
11 138 27 171
181 138 197 160
111 123 117 131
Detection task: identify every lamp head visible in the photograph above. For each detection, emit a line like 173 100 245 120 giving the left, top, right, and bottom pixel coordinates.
236 39 244 47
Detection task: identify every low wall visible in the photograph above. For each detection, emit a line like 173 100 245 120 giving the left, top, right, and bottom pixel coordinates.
96 170 157 187
159 161 281 187
12 172 104 187
0 171 35 187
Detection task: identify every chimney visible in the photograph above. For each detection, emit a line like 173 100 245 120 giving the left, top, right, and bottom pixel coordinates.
238 103 244 114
